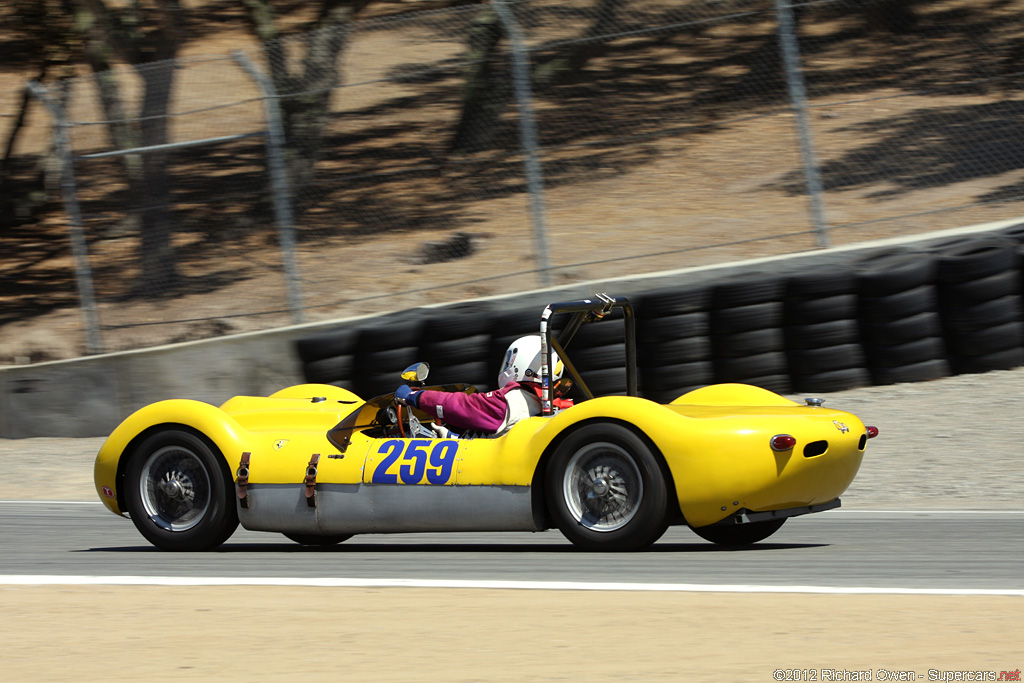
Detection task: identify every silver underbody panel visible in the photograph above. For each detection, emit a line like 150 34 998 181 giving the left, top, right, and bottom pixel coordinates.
237 483 542 535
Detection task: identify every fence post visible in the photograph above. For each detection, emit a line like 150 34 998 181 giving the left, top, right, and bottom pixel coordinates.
27 80 103 354
491 0 553 287
775 0 829 248
233 51 306 324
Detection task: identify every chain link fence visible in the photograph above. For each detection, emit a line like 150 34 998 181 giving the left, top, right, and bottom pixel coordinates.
19 0 1024 358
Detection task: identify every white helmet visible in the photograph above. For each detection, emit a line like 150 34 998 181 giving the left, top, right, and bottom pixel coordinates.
498 334 563 389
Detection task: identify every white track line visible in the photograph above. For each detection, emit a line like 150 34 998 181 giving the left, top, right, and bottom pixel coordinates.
0 575 1021 595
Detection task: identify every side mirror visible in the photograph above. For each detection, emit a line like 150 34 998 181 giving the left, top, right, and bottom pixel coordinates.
400 362 430 384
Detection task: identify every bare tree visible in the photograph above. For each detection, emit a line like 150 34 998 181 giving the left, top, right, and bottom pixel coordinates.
242 0 372 204
71 0 187 295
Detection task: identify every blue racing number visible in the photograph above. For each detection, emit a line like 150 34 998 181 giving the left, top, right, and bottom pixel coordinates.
371 439 458 485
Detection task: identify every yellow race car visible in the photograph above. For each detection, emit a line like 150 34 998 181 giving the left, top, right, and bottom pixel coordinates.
94 296 876 551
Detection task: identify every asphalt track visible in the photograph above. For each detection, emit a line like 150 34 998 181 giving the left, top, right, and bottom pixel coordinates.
2 501 1021 593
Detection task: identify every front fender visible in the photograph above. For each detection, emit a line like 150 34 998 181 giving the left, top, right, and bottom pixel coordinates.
93 399 248 515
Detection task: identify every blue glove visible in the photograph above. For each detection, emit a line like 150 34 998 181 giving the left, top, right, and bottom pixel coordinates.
395 385 419 408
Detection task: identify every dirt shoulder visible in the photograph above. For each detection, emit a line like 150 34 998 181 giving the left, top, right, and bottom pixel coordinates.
1 587 1020 681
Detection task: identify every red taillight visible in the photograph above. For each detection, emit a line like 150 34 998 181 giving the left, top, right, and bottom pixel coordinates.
866 426 879 439
770 434 797 451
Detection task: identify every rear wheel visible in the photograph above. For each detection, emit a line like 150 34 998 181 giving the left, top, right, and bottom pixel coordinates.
283 533 353 546
691 519 786 546
124 429 238 551
546 423 668 551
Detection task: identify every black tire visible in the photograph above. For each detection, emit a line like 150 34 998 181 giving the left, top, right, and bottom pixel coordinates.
637 286 711 316
714 351 789 379
421 303 494 341
303 354 355 384
691 519 786 546
784 266 857 297
944 320 1024 356
870 358 951 385
283 533 353 546
859 311 943 346
124 429 238 551
941 295 1021 332
860 285 937 323
710 302 784 334
857 250 935 297
952 347 1024 374
711 275 782 307
712 328 785 358
295 327 359 364
788 343 865 375
937 270 1021 305
421 334 491 365
864 337 945 368
784 293 859 325
786 319 861 350
791 367 870 393
424 360 491 388
545 423 669 551
572 343 626 370
639 336 712 365
934 237 1017 284
640 360 715 392
637 312 710 341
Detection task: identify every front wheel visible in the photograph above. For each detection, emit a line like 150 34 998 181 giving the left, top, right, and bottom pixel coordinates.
546 423 669 551
691 519 786 546
124 429 238 551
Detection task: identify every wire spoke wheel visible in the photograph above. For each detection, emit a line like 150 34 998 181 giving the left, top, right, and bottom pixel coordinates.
139 445 212 532
547 423 668 551
125 429 237 551
563 443 643 532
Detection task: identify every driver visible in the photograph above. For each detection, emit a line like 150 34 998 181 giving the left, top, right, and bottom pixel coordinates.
395 334 565 436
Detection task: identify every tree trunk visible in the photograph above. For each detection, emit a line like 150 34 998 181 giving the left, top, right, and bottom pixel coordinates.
450 7 507 153
135 60 178 295
246 0 369 210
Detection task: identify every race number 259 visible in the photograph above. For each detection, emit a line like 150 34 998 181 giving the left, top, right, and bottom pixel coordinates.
371 439 457 485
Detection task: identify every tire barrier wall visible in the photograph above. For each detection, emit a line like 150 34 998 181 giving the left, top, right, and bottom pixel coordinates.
297 227 1024 401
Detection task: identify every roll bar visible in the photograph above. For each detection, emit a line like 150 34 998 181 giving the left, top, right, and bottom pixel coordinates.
538 294 636 414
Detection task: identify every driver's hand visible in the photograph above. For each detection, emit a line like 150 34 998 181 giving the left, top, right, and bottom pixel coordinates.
395 385 419 408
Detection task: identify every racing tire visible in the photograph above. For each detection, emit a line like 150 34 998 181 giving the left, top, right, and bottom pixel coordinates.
711 275 783 308
691 519 786 546
546 423 669 551
790 367 870 393
283 533 354 546
870 358 951 385
784 293 858 325
124 429 238 551
786 319 861 350
710 302 784 334
859 311 943 346
856 249 935 297
933 236 1017 284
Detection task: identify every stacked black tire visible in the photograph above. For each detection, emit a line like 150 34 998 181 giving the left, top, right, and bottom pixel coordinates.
418 302 494 389
351 313 425 398
855 249 950 385
568 308 630 396
635 286 713 403
708 274 790 394
931 236 1024 374
782 266 869 393
295 326 359 389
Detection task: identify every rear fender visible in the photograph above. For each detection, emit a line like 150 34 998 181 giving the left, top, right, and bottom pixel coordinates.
524 397 685 525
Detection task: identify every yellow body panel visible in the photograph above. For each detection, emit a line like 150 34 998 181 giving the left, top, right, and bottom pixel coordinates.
95 382 866 530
